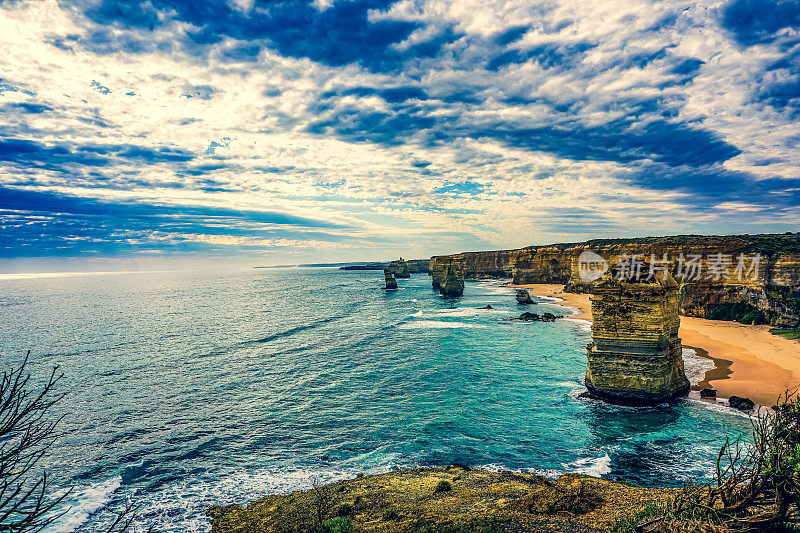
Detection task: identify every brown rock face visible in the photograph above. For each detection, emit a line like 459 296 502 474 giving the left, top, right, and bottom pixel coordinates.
384 268 398 290
427 234 799 327
429 250 513 288
585 272 690 405
389 257 411 278
439 259 465 297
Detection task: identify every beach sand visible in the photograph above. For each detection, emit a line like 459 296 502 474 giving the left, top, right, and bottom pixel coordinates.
513 283 800 406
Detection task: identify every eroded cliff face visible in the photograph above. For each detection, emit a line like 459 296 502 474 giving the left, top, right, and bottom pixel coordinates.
586 272 689 404
429 250 513 288
431 234 800 326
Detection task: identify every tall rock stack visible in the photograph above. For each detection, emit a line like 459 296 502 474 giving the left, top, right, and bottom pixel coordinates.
585 271 689 405
384 268 398 290
439 259 465 297
391 258 411 278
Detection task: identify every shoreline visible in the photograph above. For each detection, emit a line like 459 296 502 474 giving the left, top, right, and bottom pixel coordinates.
513 283 800 406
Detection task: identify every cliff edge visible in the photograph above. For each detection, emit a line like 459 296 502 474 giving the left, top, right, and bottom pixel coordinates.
207 466 672 533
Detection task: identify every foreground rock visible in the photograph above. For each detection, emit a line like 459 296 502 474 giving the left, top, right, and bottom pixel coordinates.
207 466 673 533
384 268 398 290
729 395 755 411
586 271 690 405
516 289 535 304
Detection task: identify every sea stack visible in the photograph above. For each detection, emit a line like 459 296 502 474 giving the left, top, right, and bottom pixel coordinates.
439 259 464 297
515 289 535 304
392 257 411 278
384 268 398 290
585 271 689 405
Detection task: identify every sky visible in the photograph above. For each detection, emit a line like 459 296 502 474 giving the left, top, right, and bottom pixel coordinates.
1 0 799 270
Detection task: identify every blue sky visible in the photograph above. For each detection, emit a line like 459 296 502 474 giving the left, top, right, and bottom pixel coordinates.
1 0 799 269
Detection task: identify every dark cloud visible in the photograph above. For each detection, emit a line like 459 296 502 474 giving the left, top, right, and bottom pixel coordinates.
77 0 430 72
1 103 53 114
0 186 348 257
722 0 800 46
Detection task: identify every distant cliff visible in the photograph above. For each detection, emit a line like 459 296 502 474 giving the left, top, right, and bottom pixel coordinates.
429 233 800 327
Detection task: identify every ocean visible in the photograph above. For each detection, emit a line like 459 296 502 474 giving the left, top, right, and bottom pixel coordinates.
0 268 752 532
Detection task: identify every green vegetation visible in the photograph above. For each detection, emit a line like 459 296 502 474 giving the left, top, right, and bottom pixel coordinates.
399 517 509 533
335 503 352 517
626 391 800 531
612 502 669 532
382 508 399 521
708 302 769 325
772 328 800 340
313 517 352 533
434 480 452 493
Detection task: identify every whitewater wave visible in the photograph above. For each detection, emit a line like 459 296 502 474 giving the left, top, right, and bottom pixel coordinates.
682 347 715 386
398 321 488 329
561 317 591 333
562 454 612 477
44 476 122 533
410 308 511 319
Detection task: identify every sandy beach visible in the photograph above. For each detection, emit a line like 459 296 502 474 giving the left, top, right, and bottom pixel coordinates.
514 283 800 406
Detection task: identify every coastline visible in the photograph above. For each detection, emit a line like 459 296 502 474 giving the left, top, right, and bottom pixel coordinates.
514 283 800 406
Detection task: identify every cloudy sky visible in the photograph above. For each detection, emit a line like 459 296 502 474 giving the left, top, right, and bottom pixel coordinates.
1 0 799 269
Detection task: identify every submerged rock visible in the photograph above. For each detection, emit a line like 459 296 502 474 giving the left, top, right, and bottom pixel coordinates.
541 312 562 322
585 271 690 405
515 312 540 321
515 289 535 304
384 268 398 290
729 395 755 411
479 304 494 310
700 388 717 398
439 259 464 297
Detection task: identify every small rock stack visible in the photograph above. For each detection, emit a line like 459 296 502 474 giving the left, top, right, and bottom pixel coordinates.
384 268 398 290
585 271 689 404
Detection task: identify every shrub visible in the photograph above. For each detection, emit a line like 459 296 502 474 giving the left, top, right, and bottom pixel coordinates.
611 502 668 532
336 503 352 517
434 480 452 493
314 516 352 533
382 507 399 520
667 390 800 531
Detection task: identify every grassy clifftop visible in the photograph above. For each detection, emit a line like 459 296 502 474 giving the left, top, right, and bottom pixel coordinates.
207 466 673 533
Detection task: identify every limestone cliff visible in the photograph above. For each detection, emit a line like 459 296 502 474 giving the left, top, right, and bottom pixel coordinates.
439 259 465 297
430 234 800 327
585 272 689 404
429 250 512 288
389 258 411 278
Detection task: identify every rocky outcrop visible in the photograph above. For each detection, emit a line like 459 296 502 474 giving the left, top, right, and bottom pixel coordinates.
207 466 674 533
384 268 398 290
511 245 575 285
729 396 755 411
516 289 535 304
390 258 411 278
439 259 465 297
585 271 690 405
430 250 513 288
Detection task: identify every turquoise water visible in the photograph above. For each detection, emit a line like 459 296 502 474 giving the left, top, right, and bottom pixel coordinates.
0 268 751 532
